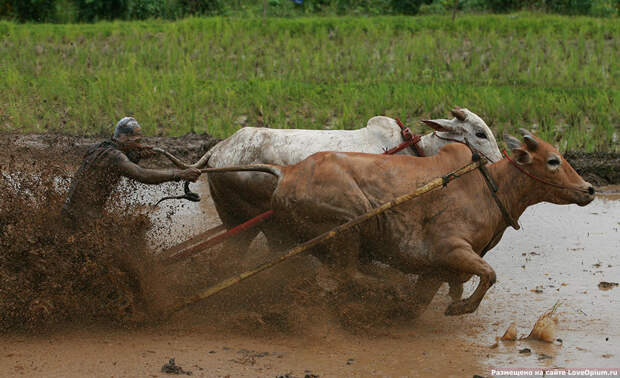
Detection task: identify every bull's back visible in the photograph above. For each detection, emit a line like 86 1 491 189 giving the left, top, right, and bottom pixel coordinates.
208 127 379 167
207 126 386 225
273 144 473 230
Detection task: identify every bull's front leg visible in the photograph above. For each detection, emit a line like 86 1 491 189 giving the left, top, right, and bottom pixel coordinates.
439 246 496 316
448 280 464 301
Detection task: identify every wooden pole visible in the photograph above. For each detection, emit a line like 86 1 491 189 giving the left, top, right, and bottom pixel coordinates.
165 158 483 317
158 224 226 261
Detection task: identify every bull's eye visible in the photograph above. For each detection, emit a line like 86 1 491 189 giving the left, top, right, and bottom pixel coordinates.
548 158 560 166
475 132 487 139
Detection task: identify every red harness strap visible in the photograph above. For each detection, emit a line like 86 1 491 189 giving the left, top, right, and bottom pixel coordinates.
433 131 498 164
383 118 425 157
164 209 275 263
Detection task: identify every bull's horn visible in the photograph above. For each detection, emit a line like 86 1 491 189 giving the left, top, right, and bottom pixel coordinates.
154 148 213 169
504 133 522 150
523 135 538 151
153 148 192 169
518 129 538 151
451 107 467 121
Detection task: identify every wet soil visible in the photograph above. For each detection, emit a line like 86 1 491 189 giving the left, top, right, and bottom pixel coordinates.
563 151 620 186
0 133 619 377
1 132 618 185
0 132 220 174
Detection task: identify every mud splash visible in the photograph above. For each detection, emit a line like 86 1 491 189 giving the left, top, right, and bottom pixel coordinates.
0 159 159 331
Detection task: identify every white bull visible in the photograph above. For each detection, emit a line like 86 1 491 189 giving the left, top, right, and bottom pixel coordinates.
169 107 502 253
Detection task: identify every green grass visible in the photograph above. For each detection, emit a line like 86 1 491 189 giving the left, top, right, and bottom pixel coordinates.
0 14 618 151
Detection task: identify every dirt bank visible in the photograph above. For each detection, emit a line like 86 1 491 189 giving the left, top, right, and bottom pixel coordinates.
564 151 620 186
2 132 619 184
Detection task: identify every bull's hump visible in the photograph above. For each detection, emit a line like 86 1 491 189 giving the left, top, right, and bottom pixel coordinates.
366 115 400 134
436 143 474 163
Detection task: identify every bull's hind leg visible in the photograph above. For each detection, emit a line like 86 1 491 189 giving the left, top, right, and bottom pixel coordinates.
409 273 443 317
262 221 298 254
209 180 262 256
323 233 390 290
439 247 496 316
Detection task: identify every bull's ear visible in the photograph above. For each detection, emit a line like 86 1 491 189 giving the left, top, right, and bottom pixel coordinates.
421 119 458 133
511 148 532 165
504 133 522 150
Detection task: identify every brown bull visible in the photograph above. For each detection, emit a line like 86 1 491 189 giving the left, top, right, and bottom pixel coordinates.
239 130 595 316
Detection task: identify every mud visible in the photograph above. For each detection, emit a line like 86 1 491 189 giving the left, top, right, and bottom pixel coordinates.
2 132 619 184
0 156 160 331
0 132 619 377
564 151 620 186
0 132 220 172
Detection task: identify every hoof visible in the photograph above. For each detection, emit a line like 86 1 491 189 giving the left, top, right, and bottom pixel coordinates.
444 299 476 316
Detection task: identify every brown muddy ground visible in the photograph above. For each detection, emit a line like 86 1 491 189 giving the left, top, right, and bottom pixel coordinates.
2 132 618 185
0 133 619 377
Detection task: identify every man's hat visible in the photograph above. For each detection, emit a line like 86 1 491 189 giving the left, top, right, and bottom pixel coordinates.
114 117 142 140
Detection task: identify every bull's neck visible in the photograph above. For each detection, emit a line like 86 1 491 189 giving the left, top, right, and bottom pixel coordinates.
417 132 439 155
484 159 541 230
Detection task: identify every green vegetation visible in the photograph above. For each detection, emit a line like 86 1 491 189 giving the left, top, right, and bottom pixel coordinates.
0 15 617 151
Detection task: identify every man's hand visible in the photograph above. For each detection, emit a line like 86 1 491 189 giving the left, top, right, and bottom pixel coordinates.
179 168 201 182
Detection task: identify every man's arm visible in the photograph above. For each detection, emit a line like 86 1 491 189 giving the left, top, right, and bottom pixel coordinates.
116 154 200 184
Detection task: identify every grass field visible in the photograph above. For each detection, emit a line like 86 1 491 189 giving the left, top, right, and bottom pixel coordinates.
0 14 617 151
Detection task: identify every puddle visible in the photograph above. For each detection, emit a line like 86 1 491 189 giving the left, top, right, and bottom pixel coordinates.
470 193 619 370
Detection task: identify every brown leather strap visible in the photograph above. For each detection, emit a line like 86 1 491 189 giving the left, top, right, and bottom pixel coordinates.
478 163 520 230
394 118 425 157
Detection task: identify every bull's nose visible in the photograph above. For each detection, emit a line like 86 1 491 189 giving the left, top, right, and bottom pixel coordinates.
588 186 595 195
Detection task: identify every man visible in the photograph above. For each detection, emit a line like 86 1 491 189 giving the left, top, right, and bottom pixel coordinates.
62 117 201 224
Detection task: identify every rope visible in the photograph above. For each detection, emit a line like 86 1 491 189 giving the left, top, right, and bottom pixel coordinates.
478 162 520 230
503 150 590 193
432 131 495 163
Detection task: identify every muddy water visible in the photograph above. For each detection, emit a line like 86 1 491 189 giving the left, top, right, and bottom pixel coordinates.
1 179 618 377
122 180 620 373
194 181 616 360
117 178 220 250
470 192 620 370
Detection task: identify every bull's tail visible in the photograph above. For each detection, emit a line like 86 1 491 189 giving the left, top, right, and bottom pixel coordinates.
153 148 213 169
200 164 282 178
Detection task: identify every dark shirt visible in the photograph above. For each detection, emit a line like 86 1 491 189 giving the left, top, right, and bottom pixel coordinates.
62 140 128 223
